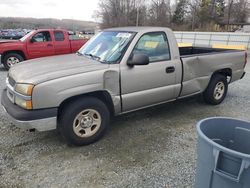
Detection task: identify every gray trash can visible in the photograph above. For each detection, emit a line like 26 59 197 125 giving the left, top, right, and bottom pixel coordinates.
195 117 250 188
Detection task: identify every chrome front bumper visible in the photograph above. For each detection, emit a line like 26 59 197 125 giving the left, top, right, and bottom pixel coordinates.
2 106 57 132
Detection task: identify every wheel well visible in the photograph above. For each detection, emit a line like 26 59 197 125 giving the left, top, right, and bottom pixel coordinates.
213 68 232 78
2 50 26 63
205 68 232 90
58 91 115 118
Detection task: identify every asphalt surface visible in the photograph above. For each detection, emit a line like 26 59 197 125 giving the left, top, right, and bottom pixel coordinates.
0 58 250 188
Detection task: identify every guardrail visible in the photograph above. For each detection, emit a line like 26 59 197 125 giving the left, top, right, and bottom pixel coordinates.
174 31 250 50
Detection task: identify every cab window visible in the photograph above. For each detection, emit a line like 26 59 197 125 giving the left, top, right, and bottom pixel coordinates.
32 31 51 42
132 32 171 62
54 31 65 41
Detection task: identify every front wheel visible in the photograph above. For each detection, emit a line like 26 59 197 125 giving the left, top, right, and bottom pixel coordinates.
3 53 24 70
203 74 228 105
59 97 110 146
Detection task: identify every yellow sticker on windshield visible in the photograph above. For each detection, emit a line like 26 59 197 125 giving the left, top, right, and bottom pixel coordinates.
144 41 159 48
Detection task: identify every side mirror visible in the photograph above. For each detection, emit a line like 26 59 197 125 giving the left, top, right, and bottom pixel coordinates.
30 37 35 43
127 54 149 66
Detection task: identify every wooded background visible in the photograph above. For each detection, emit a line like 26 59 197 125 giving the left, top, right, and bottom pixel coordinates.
0 0 249 32
0 17 97 31
95 0 250 31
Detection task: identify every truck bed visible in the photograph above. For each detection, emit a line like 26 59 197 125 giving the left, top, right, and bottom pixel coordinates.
69 38 87 53
178 46 246 98
179 46 242 57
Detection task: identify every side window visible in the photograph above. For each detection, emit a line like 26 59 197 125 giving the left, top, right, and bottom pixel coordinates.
132 32 171 62
54 31 65 41
33 31 51 42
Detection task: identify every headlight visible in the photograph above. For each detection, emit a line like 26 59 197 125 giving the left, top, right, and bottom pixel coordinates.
15 84 34 96
15 96 33 110
14 83 34 109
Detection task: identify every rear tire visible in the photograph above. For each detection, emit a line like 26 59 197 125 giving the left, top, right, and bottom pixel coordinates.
3 53 24 70
203 74 228 105
59 97 110 146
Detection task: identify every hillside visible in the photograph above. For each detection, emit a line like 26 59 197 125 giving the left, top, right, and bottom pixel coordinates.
0 17 98 31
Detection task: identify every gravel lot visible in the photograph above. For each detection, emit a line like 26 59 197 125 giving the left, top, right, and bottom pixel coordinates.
0 58 250 188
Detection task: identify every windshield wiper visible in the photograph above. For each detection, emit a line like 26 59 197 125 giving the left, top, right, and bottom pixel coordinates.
78 52 107 63
84 53 101 61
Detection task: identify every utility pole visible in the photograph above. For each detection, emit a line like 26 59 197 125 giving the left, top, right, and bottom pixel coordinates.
227 0 234 31
136 7 139 26
210 0 216 19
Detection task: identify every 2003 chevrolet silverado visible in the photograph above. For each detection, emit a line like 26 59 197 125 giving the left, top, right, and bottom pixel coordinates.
1 27 247 146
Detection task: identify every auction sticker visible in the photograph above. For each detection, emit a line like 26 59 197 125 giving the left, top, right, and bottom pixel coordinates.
116 33 132 38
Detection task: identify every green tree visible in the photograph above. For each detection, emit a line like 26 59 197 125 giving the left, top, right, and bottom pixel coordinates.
216 0 225 18
172 0 188 25
210 0 225 22
198 0 212 27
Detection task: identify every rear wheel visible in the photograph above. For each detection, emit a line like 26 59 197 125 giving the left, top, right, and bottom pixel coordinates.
203 74 228 105
59 97 110 146
3 53 24 70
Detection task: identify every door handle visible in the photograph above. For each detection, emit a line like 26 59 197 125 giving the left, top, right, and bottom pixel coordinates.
47 44 53 47
166 66 175 73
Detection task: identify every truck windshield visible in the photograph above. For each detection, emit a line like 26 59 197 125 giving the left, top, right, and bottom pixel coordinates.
78 31 136 63
19 30 35 42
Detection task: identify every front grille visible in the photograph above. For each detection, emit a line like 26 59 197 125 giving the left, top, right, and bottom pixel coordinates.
8 76 16 87
7 89 14 103
6 76 16 104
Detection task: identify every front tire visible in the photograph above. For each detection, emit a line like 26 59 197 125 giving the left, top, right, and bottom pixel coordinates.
59 97 110 146
3 53 24 70
203 74 228 105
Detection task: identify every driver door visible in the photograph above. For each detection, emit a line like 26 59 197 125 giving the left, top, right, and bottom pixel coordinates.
121 32 177 112
27 31 55 59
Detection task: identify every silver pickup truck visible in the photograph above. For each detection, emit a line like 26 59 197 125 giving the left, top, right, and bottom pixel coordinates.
1 27 247 146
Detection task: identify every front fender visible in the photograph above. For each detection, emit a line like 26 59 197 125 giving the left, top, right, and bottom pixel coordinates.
32 71 105 109
1 42 27 58
32 68 121 113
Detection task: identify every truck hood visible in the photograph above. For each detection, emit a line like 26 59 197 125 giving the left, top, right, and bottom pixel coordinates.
0 40 19 44
0 40 23 53
9 54 110 84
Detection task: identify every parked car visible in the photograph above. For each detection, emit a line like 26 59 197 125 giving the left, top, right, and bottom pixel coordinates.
0 30 10 39
1 27 247 146
0 29 26 40
0 29 88 69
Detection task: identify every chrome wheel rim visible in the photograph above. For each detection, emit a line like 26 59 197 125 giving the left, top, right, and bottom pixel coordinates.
7 57 20 67
73 109 101 138
214 82 225 100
